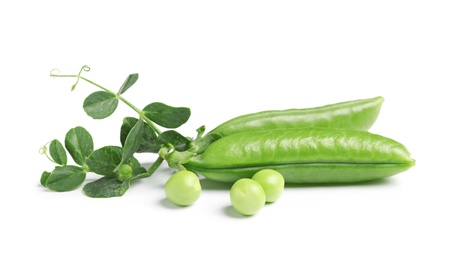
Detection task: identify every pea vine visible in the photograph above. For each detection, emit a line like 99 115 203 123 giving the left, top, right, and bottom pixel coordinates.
40 65 212 198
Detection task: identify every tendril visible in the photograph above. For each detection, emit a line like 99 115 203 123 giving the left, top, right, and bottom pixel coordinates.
39 142 55 163
38 145 47 155
71 65 91 91
50 68 60 77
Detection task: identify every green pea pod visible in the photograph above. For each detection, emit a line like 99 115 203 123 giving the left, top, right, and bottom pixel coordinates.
208 96 384 137
184 128 415 183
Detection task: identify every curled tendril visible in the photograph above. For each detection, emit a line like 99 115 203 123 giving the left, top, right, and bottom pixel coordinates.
71 65 91 91
39 142 55 163
50 68 60 77
80 65 91 73
39 145 48 155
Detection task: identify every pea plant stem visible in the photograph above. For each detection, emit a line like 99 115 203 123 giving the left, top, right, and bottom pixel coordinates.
146 156 164 176
51 73 162 135
118 96 162 134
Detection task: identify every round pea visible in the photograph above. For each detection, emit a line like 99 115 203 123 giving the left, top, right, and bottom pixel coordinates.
117 164 133 181
252 169 284 203
230 178 266 215
165 170 201 206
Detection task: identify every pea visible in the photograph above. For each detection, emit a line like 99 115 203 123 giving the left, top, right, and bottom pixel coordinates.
117 164 133 181
252 169 284 203
165 170 201 206
230 178 266 216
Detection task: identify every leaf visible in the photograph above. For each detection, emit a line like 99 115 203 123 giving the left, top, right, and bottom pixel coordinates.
40 171 51 187
83 177 130 198
118 73 139 94
83 91 119 119
86 146 122 176
45 166 86 192
49 139 67 166
65 127 94 166
142 102 190 129
86 146 146 177
158 130 190 152
82 162 146 198
115 119 144 171
120 117 160 153
120 117 137 145
131 160 147 178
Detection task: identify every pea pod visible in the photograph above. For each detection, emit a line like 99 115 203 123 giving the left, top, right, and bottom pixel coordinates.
209 96 384 137
184 128 415 183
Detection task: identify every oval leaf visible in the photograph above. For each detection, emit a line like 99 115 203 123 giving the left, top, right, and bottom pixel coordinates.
120 117 160 153
83 91 119 119
118 73 139 94
86 146 122 176
83 177 131 198
65 127 94 166
158 130 190 152
49 139 67 165
40 171 51 187
120 117 137 146
115 119 144 171
142 102 190 128
86 146 145 177
83 159 147 198
46 166 86 192
132 162 150 178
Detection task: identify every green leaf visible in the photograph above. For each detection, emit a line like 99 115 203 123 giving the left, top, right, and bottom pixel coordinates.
120 117 136 146
131 160 147 178
40 171 51 187
83 177 130 198
83 158 148 198
86 146 122 176
115 119 144 171
86 146 146 177
49 139 67 166
120 117 160 153
65 126 94 166
83 155 161 198
83 91 119 119
118 73 139 95
45 166 86 192
158 130 190 152
143 102 190 129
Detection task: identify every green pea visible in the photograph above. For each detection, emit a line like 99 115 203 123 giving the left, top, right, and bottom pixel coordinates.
117 164 133 181
252 169 284 203
230 178 266 216
165 170 201 206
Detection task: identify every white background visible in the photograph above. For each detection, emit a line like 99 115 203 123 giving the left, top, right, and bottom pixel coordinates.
1 1 454 259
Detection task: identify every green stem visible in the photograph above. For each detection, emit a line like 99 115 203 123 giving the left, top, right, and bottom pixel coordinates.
80 76 112 93
145 156 164 177
51 73 162 135
142 116 163 135
118 96 141 113
119 96 162 134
